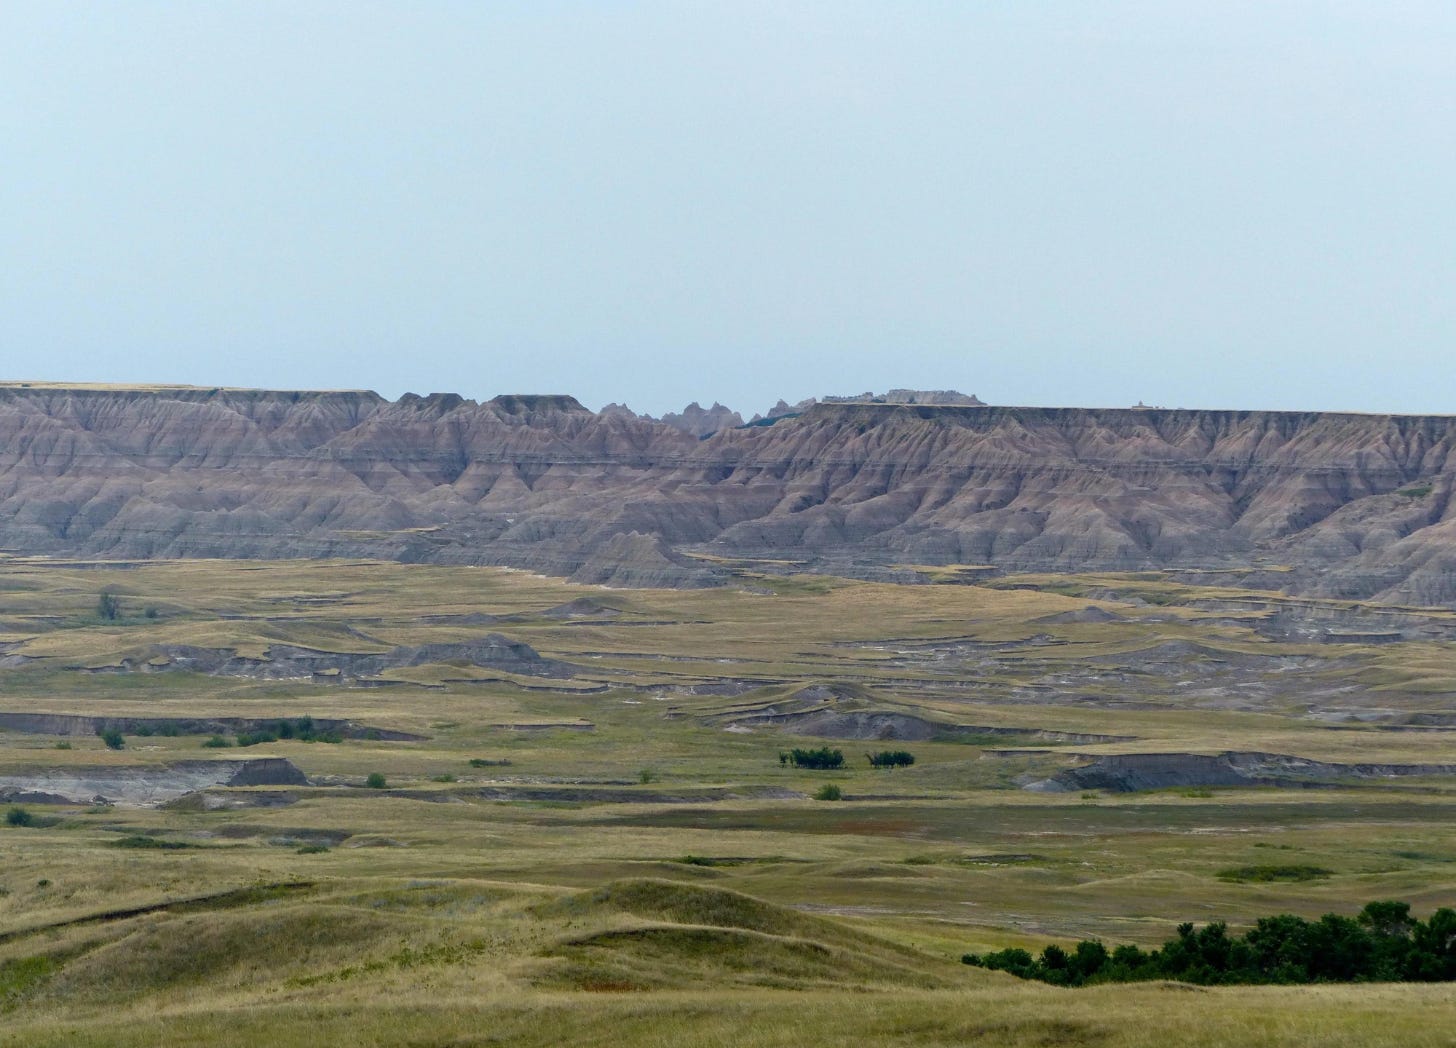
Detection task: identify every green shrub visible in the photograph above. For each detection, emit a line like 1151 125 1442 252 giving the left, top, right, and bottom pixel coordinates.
235 718 338 747
133 721 180 737
98 728 125 751
365 772 387 789
468 758 511 768
965 900 1456 986
202 734 231 748
54 741 71 750
638 768 658 784
296 844 330 855
785 747 844 770
6 809 58 829
813 784 843 801
1217 864 1332 884
866 750 915 769
431 773 456 783
111 835 194 850
96 591 121 621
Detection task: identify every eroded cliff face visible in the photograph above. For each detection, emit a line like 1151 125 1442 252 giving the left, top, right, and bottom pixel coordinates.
2 384 1454 602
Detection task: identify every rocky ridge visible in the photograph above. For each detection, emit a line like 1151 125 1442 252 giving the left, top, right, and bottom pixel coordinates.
2 383 1456 603
0 757 307 807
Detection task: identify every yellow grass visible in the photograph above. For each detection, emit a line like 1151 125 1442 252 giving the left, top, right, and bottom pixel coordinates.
3 558 1456 1044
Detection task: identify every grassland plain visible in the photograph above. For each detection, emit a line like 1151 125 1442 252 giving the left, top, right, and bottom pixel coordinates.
3 557 1456 1044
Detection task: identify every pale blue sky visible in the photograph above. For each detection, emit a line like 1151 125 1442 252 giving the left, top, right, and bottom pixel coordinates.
2 2 1452 416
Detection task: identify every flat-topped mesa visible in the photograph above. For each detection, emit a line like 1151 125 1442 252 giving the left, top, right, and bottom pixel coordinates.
397 392 473 415
1 383 1456 603
794 399 1456 429
0 381 386 415
0 381 380 395
819 389 985 407
748 390 982 423
488 394 591 416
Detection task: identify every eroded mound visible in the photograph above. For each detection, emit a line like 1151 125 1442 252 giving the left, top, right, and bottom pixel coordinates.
44 905 404 1000
1028 751 1456 793
711 684 1131 744
0 757 307 807
536 878 960 991
0 711 419 742
76 632 578 683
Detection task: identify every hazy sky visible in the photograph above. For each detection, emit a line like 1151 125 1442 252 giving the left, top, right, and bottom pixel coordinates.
2 3 1452 416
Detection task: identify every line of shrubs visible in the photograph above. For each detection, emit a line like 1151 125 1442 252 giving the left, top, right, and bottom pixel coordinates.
207 717 344 748
964 901 1456 985
777 748 918 770
866 750 915 769
87 717 345 751
779 747 845 769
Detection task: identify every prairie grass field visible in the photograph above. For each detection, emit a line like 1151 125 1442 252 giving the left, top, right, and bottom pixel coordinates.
3 557 1456 1044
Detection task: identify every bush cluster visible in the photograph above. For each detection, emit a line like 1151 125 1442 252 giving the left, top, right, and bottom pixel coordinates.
866 750 915 769
964 901 1456 985
133 722 181 737
111 835 195 850
779 747 844 770
235 717 342 747
1216 863 1331 883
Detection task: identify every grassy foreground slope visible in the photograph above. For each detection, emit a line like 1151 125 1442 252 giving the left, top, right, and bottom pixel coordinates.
4 558 1456 1044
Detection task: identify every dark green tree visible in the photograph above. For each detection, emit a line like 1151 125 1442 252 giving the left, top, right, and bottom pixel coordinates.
787 747 844 770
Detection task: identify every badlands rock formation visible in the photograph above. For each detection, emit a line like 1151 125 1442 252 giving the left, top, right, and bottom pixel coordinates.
598 400 743 436
2 383 1456 603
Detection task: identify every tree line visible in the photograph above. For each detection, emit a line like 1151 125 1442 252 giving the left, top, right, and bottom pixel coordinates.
963 901 1456 986
866 750 914 768
779 747 845 769
777 748 918 770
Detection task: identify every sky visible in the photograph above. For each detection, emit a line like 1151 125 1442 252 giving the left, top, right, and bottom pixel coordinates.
1 2 1452 417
